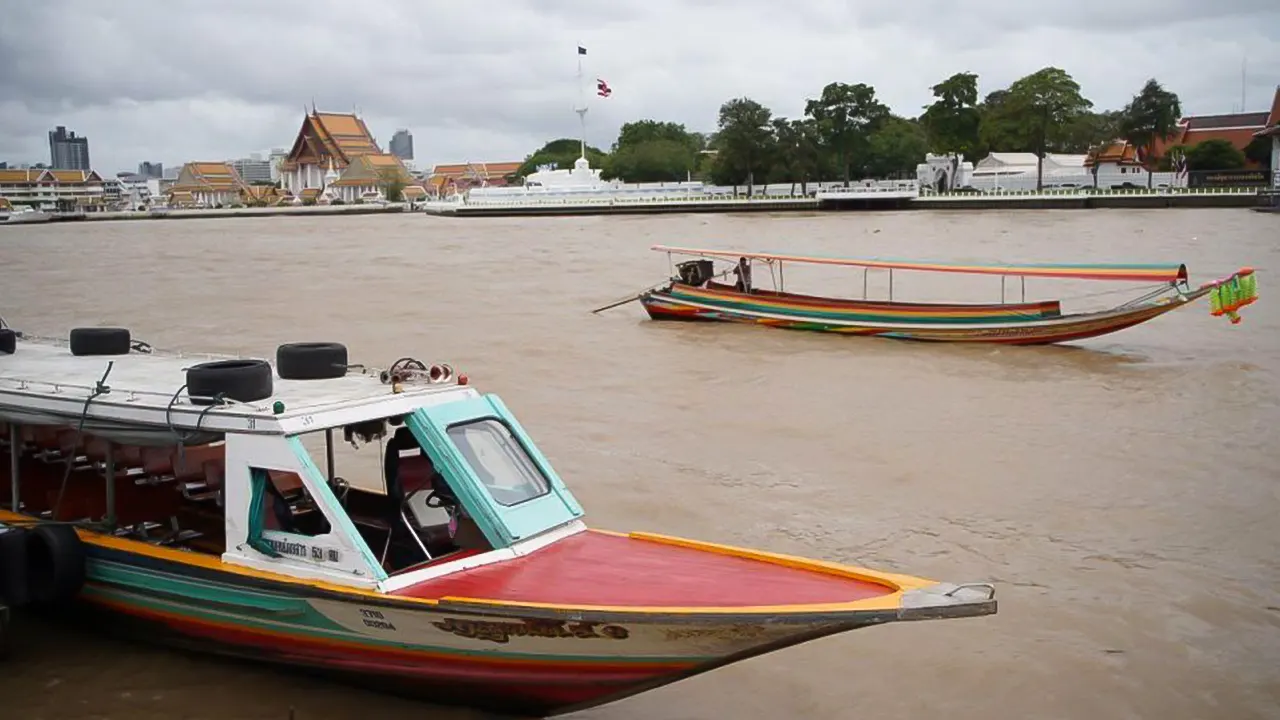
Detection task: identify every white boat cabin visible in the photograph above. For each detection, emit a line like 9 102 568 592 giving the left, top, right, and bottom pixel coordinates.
0 333 586 592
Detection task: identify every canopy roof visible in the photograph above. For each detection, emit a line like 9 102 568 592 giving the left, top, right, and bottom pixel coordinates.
651 245 1189 283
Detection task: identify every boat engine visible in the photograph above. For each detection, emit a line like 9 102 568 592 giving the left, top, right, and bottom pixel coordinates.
676 259 715 287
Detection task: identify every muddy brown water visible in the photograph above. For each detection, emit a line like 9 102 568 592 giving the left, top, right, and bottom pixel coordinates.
0 208 1277 720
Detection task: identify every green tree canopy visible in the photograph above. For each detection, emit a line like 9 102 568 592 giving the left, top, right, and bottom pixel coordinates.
1118 79 1182 187
1244 136 1271 166
865 116 930 178
603 120 702 182
709 97 775 192
982 67 1093 188
920 72 982 159
514 138 608 179
768 118 823 192
804 82 890 184
1184 139 1246 171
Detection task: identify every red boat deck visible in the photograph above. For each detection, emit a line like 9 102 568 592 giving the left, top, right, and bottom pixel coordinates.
392 530 895 608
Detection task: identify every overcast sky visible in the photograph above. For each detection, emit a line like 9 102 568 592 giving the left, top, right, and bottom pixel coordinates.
1 0 1277 175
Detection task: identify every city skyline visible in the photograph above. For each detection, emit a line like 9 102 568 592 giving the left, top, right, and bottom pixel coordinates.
1 1 1277 175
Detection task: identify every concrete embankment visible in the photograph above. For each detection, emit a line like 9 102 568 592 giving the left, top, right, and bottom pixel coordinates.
5 204 408 225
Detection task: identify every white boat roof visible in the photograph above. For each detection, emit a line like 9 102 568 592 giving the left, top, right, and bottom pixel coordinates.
0 335 478 441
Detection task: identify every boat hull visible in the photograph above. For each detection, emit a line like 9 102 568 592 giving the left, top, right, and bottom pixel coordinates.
641 283 1204 345
54 539 911 716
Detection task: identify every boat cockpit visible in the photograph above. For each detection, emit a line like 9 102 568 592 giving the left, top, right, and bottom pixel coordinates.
0 390 586 591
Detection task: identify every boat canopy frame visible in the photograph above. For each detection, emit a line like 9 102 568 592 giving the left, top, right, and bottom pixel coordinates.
653 244 1192 305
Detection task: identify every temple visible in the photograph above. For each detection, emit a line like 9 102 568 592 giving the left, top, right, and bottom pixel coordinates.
279 110 423 204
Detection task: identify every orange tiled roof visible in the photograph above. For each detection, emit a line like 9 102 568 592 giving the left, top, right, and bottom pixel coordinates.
282 111 381 170
172 162 247 192
329 153 414 187
1085 141 1141 167
0 168 89 184
47 170 103 184
429 161 522 180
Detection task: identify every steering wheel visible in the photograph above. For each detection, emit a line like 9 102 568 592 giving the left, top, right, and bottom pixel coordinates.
329 476 350 504
423 489 455 509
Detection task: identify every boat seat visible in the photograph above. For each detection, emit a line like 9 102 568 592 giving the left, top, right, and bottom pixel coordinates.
267 469 304 497
142 442 225 480
396 454 439 499
46 470 183 525
180 458 225 504
83 437 146 468
24 426 64 453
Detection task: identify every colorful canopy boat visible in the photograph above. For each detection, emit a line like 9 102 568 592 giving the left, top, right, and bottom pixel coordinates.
0 326 996 716
622 245 1258 345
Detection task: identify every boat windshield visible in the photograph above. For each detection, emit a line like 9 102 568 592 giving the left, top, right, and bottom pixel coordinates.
446 418 550 506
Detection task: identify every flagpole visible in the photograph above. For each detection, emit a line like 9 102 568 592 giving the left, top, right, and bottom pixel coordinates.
576 44 587 160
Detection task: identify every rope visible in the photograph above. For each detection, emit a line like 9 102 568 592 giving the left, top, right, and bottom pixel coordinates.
50 361 115 523
164 383 227 467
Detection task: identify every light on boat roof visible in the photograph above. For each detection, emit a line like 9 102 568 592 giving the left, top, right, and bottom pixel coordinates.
273 401 285 414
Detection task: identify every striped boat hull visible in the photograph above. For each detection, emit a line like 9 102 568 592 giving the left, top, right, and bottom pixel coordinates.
641 283 1208 345
70 542 889 716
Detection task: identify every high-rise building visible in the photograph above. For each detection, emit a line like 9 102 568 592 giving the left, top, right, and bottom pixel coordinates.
49 126 91 170
390 129 414 161
230 157 273 184
137 161 163 179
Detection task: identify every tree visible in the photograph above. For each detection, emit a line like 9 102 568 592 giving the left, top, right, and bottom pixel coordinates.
1184 139 1246 171
769 118 822 194
920 72 982 159
612 120 703 155
865 116 930 178
604 140 698 182
514 138 608 179
804 82 890 184
376 168 406 202
1244 136 1271 166
1118 79 1182 188
603 120 701 182
987 67 1093 189
710 97 775 195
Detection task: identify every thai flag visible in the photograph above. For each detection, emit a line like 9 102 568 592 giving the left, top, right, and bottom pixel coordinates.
596 78 612 98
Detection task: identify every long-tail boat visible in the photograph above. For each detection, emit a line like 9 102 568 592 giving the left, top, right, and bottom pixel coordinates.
0 327 996 716
627 245 1258 345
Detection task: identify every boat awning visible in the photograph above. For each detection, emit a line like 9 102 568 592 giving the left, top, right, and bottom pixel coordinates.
651 245 1189 283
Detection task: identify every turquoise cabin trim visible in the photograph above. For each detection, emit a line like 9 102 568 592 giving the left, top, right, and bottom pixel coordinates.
407 394 584 548
287 436 388 582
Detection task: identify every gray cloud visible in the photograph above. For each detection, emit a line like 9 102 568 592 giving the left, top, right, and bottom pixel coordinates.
0 0 1276 174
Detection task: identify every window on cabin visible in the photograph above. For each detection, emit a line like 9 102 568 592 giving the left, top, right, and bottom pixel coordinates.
446 419 550 506
246 465 331 558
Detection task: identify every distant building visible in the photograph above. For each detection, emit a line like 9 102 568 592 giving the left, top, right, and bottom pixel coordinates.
230 157 273 184
1255 86 1280 188
137 161 164 179
278 109 425 203
390 129 413 161
0 168 106 211
167 162 249 207
426 161 523 196
49 126 91 170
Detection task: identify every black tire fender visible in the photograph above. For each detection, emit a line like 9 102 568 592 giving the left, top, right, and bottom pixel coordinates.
25 524 86 606
0 328 15 355
276 342 349 380
186 359 274 405
69 327 131 356
0 527 29 608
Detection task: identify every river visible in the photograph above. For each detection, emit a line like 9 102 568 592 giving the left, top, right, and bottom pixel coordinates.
1 207 1277 720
